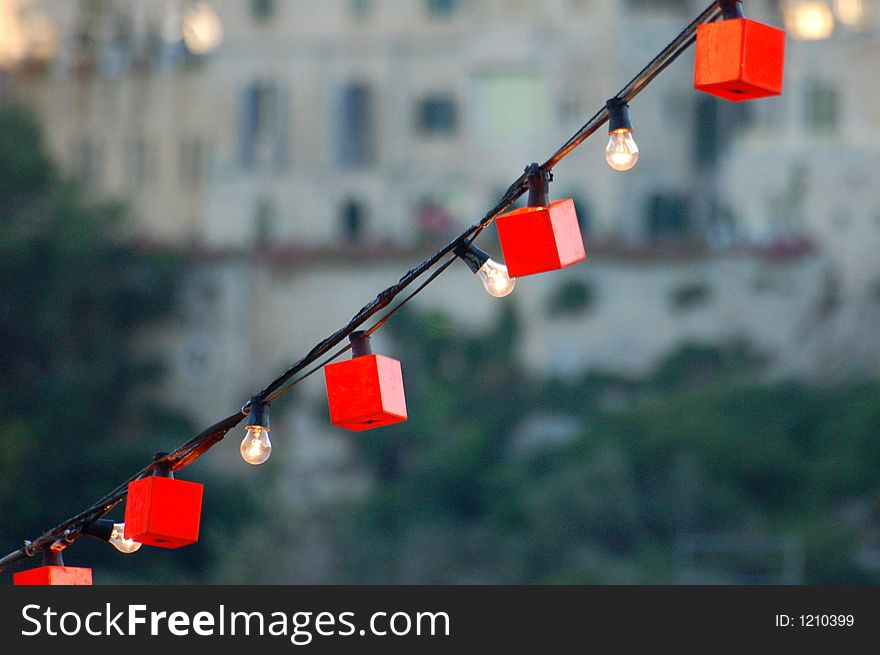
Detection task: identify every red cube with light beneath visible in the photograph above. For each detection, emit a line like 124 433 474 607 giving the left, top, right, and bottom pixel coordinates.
694 13 785 102
13 555 92 586
124 456 203 548
496 164 586 278
324 332 407 431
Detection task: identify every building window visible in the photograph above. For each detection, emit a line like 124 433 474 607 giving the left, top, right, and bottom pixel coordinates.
546 279 596 317
336 82 376 168
129 136 157 191
694 97 722 167
251 0 276 21
417 95 458 136
255 197 276 245
472 72 546 146
804 81 839 134
566 192 592 238
427 0 457 18
131 139 145 191
646 193 691 241
184 338 211 378
350 0 372 19
179 136 205 191
239 80 290 171
341 199 367 241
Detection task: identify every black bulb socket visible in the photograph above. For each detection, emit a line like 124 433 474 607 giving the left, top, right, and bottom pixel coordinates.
606 98 634 134
524 163 552 207
43 549 64 567
349 331 374 358
719 0 744 20
453 242 491 275
245 397 270 430
151 451 174 478
81 518 115 543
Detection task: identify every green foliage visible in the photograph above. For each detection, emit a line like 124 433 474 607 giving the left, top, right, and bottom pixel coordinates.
649 340 764 392
3 105 875 585
319 308 880 584
0 105 256 582
0 105 55 214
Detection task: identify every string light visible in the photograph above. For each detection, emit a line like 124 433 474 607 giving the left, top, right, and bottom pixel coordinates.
834 0 865 30
495 164 586 278
124 455 204 548
695 1 785 101
783 1 835 40
0 0 782 578
240 398 272 465
82 519 142 554
324 332 408 430
454 243 516 298
182 0 224 55
13 549 92 586
605 98 639 171
109 523 142 554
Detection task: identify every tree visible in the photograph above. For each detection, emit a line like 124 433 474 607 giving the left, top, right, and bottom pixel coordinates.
315 306 880 584
0 104 254 582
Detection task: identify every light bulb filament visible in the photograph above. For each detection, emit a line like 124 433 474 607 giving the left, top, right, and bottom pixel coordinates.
605 129 639 171
478 259 516 298
109 523 142 554
240 425 272 465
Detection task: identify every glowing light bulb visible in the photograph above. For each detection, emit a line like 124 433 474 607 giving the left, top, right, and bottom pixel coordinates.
835 0 865 30
182 1 224 55
605 129 639 171
240 425 272 465
454 243 516 298
109 523 141 554
477 259 516 298
784 1 835 40
0 3 27 68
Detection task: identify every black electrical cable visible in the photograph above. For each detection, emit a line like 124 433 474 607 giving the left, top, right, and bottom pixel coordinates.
257 1 724 402
263 253 460 404
0 0 728 575
543 3 722 170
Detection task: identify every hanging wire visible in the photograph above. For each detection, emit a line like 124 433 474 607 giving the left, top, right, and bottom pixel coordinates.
543 2 722 170
0 0 728 575
263 253 460 404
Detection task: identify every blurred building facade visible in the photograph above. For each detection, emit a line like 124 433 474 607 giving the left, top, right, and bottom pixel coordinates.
5 0 662 247
2 0 880 430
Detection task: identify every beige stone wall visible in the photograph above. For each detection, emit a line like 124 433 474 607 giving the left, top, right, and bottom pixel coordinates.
8 0 880 506
8 0 707 248
152 248 873 429
7 1 880 405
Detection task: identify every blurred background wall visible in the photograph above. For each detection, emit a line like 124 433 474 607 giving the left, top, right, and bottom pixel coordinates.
2 0 880 584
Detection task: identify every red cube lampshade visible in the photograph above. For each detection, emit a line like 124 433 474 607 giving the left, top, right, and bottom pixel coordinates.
124 476 203 548
324 354 407 431
694 18 785 102
14 566 92 586
496 198 586 278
